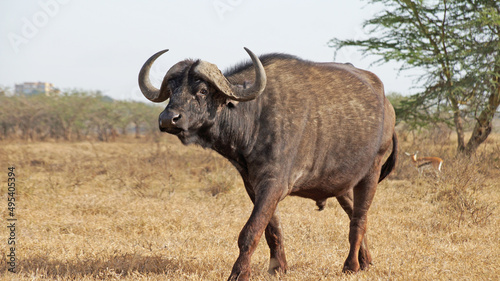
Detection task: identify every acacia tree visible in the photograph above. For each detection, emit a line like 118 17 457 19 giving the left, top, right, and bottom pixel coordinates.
330 0 500 155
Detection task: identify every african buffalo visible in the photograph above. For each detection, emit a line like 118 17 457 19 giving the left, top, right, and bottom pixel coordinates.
138 48 397 280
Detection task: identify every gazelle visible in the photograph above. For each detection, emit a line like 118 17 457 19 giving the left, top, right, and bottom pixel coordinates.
405 151 443 174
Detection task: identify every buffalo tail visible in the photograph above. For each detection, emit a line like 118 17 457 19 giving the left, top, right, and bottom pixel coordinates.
378 132 398 183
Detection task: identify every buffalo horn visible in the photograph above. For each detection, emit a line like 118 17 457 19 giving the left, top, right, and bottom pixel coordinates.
138 49 170 103
194 48 267 102
229 47 267 101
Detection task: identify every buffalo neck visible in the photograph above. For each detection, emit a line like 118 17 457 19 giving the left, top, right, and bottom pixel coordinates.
201 98 261 166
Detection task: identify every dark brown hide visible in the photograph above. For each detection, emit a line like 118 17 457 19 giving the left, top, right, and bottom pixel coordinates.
138 50 397 281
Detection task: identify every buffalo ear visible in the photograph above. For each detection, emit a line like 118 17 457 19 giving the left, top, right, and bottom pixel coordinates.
226 99 239 108
224 81 249 107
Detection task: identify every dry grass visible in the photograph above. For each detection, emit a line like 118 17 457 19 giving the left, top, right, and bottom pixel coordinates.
1 133 499 280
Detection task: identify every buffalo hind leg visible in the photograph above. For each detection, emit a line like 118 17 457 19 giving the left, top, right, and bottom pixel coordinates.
265 208 288 275
342 174 378 273
336 191 372 270
228 180 282 281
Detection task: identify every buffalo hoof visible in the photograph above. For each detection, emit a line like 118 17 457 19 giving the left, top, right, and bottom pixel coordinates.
358 247 372 270
227 271 250 281
343 256 372 273
342 259 360 274
359 253 372 271
267 257 287 275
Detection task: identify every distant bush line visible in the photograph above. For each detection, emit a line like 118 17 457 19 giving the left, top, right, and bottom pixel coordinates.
0 91 163 141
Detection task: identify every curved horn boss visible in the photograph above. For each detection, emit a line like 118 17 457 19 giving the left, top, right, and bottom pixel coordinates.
138 48 267 102
193 47 267 101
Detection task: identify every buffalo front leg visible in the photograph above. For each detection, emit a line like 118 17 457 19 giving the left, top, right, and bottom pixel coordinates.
342 175 378 273
265 208 288 275
336 191 372 270
228 181 282 281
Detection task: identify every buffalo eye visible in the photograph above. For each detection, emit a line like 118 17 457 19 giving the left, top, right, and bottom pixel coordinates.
198 88 208 96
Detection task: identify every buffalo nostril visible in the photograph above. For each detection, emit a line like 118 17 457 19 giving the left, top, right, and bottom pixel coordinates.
172 114 181 124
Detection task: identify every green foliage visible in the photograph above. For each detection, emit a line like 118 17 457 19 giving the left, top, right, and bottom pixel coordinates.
385 92 405 108
385 92 448 129
330 0 500 154
0 91 162 141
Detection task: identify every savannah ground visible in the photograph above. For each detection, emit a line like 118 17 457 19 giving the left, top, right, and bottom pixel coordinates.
1 130 499 280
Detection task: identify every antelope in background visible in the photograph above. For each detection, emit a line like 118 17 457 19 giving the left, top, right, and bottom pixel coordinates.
405 151 443 175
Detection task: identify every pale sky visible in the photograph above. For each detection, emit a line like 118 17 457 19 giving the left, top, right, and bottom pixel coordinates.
1 0 420 101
